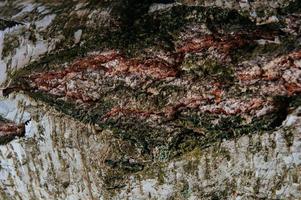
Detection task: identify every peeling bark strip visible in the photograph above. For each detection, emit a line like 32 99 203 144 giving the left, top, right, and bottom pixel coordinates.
0 119 25 144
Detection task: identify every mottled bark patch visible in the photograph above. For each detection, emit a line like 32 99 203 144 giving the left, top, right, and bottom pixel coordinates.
0 117 25 144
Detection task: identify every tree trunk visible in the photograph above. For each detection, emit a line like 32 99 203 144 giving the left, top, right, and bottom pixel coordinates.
0 0 300 199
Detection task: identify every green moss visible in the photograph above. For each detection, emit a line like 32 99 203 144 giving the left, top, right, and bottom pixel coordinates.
170 133 201 157
182 56 234 82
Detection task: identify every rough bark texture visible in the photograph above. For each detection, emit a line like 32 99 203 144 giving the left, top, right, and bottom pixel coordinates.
0 0 300 199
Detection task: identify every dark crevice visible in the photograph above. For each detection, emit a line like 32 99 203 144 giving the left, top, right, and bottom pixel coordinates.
105 159 144 173
0 18 22 30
